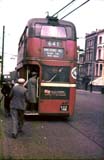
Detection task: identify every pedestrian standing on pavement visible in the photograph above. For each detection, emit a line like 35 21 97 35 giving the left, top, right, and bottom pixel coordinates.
24 72 38 111
89 82 93 92
1 81 11 117
9 78 28 138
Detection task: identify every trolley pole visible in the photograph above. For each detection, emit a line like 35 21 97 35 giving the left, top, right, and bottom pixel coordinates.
1 25 5 85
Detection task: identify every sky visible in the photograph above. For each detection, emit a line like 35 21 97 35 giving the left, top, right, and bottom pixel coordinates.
0 0 104 74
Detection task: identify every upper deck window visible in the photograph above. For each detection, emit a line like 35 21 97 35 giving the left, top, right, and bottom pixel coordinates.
41 25 66 38
29 23 73 39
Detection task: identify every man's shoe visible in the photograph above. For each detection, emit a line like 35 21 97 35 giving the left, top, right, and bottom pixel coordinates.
18 129 24 136
18 128 23 133
12 133 17 139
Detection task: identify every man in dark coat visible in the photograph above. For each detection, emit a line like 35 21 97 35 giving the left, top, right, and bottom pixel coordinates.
1 82 11 117
25 72 38 111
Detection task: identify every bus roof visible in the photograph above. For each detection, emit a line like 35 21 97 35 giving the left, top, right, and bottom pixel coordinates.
27 17 76 29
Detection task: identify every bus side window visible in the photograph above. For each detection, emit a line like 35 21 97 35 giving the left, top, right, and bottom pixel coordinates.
35 24 41 36
29 27 35 37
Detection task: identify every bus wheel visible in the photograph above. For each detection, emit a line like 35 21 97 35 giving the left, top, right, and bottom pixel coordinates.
66 116 73 121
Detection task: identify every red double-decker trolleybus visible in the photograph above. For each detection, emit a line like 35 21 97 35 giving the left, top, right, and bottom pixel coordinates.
16 16 77 119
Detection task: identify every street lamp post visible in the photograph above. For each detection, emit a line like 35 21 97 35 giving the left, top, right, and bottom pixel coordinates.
1 25 5 85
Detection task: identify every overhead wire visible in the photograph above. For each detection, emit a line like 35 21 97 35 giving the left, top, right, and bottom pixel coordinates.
52 0 76 17
60 0 90 20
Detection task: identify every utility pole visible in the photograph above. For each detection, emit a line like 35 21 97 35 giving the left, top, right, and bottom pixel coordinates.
1 25 5 85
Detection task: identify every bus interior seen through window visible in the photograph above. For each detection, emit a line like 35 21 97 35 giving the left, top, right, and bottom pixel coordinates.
42 65 70 83
41 25 66 38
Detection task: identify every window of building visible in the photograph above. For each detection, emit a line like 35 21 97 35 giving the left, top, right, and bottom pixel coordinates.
99 36 102 44
89 52 92 61
96 64 98 76
88 64 90 75
100 64 102 76
87 39 93 47
98 49 101 59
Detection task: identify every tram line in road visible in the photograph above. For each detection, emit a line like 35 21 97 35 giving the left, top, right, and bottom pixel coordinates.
66 121 104 150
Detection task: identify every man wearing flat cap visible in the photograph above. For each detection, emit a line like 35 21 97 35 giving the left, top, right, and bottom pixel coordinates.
9 78 28 138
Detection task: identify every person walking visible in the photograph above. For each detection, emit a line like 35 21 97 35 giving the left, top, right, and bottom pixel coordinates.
25 72 38 111
9 78 28 138
1 82 11 117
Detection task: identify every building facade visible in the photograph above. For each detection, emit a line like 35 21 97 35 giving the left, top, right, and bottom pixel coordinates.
81 29 104 90
77 48 85 89
84 31 97 82
95 29 104 77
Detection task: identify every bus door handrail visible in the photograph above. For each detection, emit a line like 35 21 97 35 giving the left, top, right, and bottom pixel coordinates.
37 77 39 98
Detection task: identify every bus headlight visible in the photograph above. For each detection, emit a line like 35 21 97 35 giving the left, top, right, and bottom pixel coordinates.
60 105 69 111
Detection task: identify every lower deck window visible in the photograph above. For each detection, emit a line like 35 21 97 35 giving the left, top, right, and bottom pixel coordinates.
42 65 70 83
